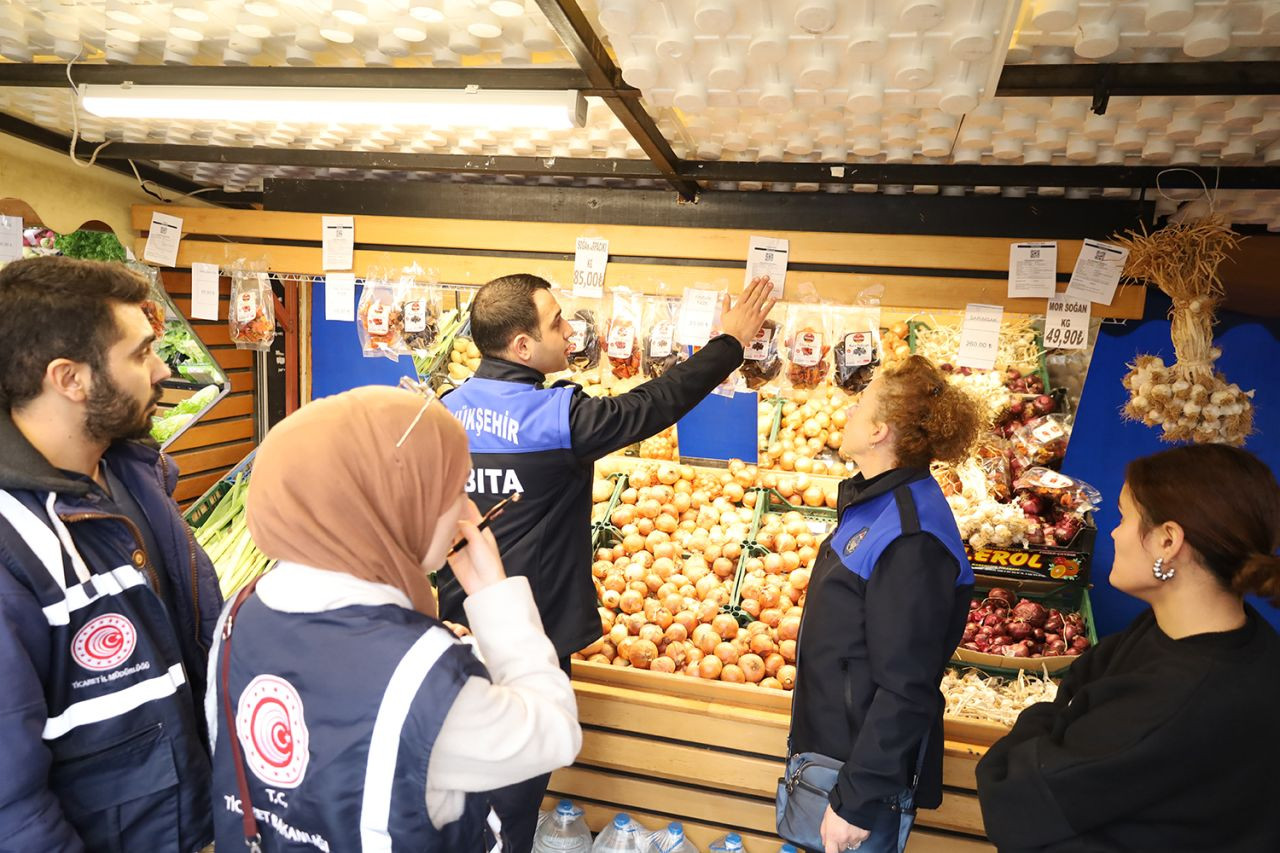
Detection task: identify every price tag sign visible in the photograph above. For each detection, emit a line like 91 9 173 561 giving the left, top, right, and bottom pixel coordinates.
745 235 789 299
1066 238 1127 305
956 303 1003 371
142 212 183 267
191 262 220 320
1043 296 1091 350
322 216 355 271
572 236 609 298
0 215 23 262
1008 241 1057 299
676 287 720 346
325 273 356 322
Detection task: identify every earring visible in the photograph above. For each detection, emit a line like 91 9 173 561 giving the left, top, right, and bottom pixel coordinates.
1152 557 1175 581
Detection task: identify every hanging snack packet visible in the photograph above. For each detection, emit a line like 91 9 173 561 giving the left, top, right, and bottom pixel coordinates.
741 317 782 390
641 295 681 380
559 291 603 373
1010 413 1072 473
606 288 643 380
229 268 276 352
128 262 168 336
357 270 405 360
782 301 832 390
401 275 442 354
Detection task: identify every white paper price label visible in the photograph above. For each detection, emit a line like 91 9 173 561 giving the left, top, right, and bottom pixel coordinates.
0 215 22 262
1043 296 1091 350
746 235 789 299
191 262 220 321
676 288 720 346
1033 420 1066 443
572 237 609 298
791 331 824 367
1008 242 1058 299
322 216 354 271
1066 239 1128 305
956 303 1004 371
235 291 258 323
143 212 183 267
325 273 355 322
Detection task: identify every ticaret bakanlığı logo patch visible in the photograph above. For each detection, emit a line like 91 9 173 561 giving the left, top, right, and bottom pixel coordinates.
237 674 310 788
71 614 138 671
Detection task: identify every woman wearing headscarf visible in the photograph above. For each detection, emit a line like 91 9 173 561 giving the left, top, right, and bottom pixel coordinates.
206 386 581 852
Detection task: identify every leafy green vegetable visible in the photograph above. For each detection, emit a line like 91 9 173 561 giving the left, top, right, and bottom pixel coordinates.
53 230 127 262
149 412 194 443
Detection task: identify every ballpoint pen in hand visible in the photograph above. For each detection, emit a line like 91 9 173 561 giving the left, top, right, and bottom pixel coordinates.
447 493 521 556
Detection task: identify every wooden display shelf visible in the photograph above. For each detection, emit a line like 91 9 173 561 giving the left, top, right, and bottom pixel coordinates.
561 660 999 851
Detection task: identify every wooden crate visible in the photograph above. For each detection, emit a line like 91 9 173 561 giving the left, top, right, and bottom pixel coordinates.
553 661 997 852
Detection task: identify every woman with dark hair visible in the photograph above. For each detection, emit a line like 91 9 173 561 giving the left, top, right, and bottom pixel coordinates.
785 355 983 853
977 444 1280 852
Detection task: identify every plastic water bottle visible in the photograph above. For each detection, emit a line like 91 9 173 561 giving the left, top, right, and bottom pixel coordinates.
591 813 647 853
646 821 700 853
532 800 591 853
707 833 745 853
779 845 799 853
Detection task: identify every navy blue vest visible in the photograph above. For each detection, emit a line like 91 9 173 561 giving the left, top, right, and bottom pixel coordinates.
0 488 211 851
828 477 972 587
443 377 573 456
211 597 493 852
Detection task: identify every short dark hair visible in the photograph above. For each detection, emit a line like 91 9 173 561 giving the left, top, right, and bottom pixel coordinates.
0 256 149 409
1127 444 1280 605
469 274 552 357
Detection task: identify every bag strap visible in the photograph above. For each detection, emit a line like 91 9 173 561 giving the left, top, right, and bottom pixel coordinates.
219 577 265 853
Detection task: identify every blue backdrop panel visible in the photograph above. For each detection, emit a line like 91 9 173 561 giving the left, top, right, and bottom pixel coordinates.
1063 290 1280 635
310 277 415 399
677 390 759 463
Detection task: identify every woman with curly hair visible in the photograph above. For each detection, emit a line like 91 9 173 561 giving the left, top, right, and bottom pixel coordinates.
782 355 983 853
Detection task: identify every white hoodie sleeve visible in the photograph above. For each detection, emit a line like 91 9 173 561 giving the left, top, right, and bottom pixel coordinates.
425 576 581 827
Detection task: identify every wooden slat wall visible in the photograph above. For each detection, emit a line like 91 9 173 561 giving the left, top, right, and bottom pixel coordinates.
161 271 257 506
132 206 1147 320
557 662 998 852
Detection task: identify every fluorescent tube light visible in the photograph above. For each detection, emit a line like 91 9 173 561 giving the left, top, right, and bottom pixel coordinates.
79 85 587 130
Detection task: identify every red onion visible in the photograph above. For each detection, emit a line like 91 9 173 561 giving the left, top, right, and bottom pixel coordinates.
1071 636 1091 652
986 588 1017 608
1011 599 1050 627
1034 394 1056 415
962 624 978 642
1045 610 1065 633
1007 621 1034 641
1063 624 1080 643
1002 643 1031 658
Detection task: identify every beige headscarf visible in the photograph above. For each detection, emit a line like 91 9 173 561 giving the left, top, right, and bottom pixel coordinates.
246 386 470 617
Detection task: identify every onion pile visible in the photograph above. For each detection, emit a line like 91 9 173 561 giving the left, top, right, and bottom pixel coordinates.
639 426 677 460
758 385 856 478
958 588 1091 659
580 462 828 690
879 323 912 369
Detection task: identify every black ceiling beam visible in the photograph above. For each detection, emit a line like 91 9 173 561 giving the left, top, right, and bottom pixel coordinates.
533 0 699 201
96 142 663 179
997 61 1280 99
0 63 609 94
0 112 259 207
681 161 1280 189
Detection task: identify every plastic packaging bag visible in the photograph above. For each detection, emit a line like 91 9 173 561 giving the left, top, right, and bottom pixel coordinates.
533 800 592 853
1014 466 1102 515
400 271 442 355
592 813 648 853
128 262 168 336
641 295 681 380
357 270 405 361
646 821 700 853
560 292 603 374
1010 413 1072 473
741 317 783 390
782 301 832 390
229 268 276 352
830 296 883 394
606 289 644 380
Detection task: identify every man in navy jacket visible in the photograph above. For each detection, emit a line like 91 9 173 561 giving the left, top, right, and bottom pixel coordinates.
0 257 223 851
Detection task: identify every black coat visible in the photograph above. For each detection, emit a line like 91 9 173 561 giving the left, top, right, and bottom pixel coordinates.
438 336 744 658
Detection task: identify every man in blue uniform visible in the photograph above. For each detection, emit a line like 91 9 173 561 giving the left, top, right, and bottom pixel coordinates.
441 273 775 851
0 257 223 851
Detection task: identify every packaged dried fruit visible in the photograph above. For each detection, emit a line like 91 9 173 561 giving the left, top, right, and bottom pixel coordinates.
229 269 275 352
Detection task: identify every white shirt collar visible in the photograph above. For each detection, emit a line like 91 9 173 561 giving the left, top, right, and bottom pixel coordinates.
254 560 414 613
